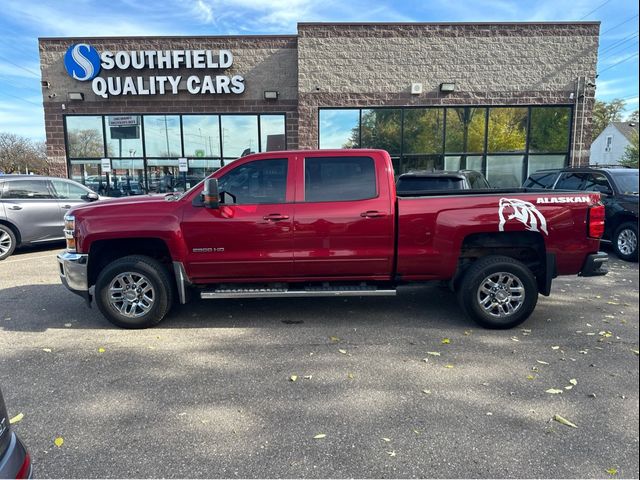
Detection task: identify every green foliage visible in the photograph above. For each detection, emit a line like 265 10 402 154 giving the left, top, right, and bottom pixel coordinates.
627 110 639 122
445 108 485 153
487 107 527 153
620 131 639 168
529 107 570 152
592 98 626 140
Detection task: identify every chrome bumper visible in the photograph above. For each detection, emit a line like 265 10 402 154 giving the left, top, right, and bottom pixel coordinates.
57 251 89 293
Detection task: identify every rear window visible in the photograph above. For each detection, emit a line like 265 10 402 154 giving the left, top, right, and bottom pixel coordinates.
304 156 377 202
555 172 587 190
397 176 464 192
523 172 559 189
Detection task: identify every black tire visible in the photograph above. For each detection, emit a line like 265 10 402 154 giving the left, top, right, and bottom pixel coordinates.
95 255 174 328
613 222 638 262
0 224 17 261
457 255 538 329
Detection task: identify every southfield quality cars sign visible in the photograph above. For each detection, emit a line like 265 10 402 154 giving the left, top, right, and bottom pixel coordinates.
63 43 245 98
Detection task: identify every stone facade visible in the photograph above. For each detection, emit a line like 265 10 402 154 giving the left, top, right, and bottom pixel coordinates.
297 22 599 165
39 22 600 174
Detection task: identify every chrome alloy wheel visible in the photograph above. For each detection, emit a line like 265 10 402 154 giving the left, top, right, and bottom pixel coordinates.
617 228 637 256
476 272 525 318
108 272 155 318
0 230 12 256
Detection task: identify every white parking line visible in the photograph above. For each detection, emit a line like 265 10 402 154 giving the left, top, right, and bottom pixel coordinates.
2 254 57 264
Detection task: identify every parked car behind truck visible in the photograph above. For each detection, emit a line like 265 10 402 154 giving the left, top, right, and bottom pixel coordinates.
524 166 638 261
58 149 608 330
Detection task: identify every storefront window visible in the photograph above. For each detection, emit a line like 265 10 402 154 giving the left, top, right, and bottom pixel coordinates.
403 108 444 155
66 116 104 158
402 154 443 173
487 107 527 153
110 159 145 196
486 155 524 187
147 159 180 193
528 154 566 176
260 115 286 151
182 115 221 158
70 160 103 192
105 115 142 158
221 115 259 159
529 107 571 153
444 156 461 171
144 115 182 157
465 155 484 173
319 109 360 149
360 109 401 155
445 107 486 153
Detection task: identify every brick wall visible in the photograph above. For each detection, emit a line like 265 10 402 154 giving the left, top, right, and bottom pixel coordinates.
297 22 599 165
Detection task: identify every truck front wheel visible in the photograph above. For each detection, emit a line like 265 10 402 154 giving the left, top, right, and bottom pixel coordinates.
95 255 174 328
457 255 538 329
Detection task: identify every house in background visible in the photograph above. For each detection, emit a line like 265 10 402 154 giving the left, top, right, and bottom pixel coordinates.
590 121 639 165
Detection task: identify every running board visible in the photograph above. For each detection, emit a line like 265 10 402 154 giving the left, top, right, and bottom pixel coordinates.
200 286 397 299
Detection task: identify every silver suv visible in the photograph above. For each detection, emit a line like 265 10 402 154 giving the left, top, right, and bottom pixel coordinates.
0 175 100 260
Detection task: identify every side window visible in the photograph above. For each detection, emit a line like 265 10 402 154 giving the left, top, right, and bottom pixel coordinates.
523 172 559 189
604 136 613 152
555 172 586 190
305 156 377 202
51 179 89 200
217 159 287 204
583 173 613 194
3 180 54 199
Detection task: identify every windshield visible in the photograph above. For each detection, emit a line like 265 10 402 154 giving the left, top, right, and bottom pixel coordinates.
612 171 639 194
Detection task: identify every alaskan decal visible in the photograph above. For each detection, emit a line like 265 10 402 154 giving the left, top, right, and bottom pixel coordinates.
498 198 549 236
536 196 591 204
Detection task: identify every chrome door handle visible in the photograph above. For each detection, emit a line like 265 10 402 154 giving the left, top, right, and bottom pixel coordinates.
7 205 22 210
263 214 290 221
360 210 384 218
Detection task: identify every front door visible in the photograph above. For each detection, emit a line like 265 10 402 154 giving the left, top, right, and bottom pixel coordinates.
292 154 395 278
1 179 64 243
50 179 94 222
182 157 295 281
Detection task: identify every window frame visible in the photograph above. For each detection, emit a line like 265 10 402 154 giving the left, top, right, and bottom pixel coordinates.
217 157 289 206
2 179 56 200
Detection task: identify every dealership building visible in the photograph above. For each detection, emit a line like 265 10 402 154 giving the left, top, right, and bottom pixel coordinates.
38 22 599 195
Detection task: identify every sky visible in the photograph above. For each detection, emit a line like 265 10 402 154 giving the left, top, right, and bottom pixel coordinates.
0 0 638 141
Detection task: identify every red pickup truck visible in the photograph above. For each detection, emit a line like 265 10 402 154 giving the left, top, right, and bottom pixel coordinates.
57 149 608 329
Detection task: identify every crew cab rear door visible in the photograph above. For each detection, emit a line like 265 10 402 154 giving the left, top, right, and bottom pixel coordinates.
292 152 394 278
181 156 295 281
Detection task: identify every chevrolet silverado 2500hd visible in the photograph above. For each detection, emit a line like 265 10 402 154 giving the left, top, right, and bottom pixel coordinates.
57 149 608 329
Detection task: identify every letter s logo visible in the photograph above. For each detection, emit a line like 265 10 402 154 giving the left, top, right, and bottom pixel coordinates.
64 44 101 81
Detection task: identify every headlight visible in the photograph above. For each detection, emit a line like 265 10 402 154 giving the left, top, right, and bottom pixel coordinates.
64 215 76 252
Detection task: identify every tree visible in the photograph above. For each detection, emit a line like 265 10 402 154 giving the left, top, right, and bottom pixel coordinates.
592 98 626 140
0 132 62 175
67 128 103 158
627 110 639 122
620 131 639 168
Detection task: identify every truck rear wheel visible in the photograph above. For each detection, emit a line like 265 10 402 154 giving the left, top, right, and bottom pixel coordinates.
95 255 174 328
457 255 538 329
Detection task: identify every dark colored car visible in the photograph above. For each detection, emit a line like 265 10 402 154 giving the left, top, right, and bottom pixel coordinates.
0 388 31 479
0 175 102 260
396 169 491 194
524 166 639 261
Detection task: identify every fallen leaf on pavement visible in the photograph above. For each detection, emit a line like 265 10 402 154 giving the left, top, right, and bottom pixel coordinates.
313 434 326 439
444 365 454 369
564 385 573 390
526 375 535 380
551 346 560 350
546 388 563 394
54 437 64 447
9 413 23 424
303 375 313 379
98 347 105 353
569 379 578 386
632 350 639 356
289 375 298 382
329 336 340 342
441 338 451 344
338 349 347 355
387 450 397 457
422 389 431 394
553 414 577 428
426 351 441 356
464 330 472 336
42 348 52 353
347 373 354 379
382 437 391 442
606 468 618 476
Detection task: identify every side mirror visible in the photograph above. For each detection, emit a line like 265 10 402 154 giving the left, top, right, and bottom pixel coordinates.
83 192 99 202
203 178 220 209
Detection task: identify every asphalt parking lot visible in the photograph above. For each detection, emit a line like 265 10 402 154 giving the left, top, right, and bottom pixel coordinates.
1 245 638 478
